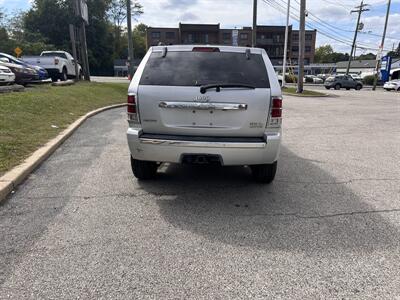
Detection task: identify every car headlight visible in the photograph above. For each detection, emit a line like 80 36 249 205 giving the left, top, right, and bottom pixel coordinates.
13 67 24 73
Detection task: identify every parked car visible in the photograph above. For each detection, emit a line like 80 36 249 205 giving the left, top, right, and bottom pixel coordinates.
383 79 400 91
0 65 15 85
0 52 48 81
22 51 82 82
349 73 362 81
126 45 282 183
324 75 363 90
0 59 39 85
304 75 323 84
317 74 329 81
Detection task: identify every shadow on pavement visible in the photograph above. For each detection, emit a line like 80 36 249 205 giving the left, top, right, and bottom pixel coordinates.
139 146 399 252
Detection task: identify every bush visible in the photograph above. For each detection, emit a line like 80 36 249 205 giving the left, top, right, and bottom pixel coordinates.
285 74 297 83
305 76 314 83
363 75 375 85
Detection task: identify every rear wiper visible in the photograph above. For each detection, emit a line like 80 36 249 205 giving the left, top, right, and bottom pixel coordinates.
200 83 256 94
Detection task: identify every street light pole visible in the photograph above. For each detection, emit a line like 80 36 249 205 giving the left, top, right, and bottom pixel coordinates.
252 0 257 47
126 0 135 79
282 0 290 87
296 0 305 93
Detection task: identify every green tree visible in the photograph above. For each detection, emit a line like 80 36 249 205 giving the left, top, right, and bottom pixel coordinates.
314 45 334 63
133 23 148 58
108 0 143 59
356 53 376 60
315 44 350 63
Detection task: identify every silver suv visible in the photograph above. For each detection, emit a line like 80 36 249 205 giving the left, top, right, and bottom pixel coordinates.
126 45 282 183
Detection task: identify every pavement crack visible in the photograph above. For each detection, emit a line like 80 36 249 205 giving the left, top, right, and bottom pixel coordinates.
241 208 400 219
275 178 399 185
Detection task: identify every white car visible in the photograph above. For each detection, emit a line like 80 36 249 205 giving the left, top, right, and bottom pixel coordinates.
0 65 15 85
383 80 400 91
126 45 282 183
349 73 362 81
22 51 82 82
304 75 323 84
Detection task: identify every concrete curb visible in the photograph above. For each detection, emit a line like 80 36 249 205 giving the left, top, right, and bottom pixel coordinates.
51 80 75 87
0 103 126 204
283 92 331 98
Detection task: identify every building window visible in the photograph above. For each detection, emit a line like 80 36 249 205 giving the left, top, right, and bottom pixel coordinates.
273 34 283 43
151 32 161 39
305 46 311 52
204 33 209 43
188 33 193 43
305 34 312 40
292 34 299 41
223 32 231 40
240 33 248 40
292 46 299 52
166 32 175 39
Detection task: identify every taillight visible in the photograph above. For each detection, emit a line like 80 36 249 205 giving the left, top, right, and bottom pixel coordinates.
127 94 140 124
268 96 282 127
127 94 136 113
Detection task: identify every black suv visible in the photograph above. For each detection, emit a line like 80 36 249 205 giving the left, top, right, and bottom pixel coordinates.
324 75 363 90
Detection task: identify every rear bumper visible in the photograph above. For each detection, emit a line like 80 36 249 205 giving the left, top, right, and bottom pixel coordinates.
127 129 281 165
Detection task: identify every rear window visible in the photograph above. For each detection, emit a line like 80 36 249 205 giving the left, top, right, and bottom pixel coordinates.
140 50 270 88
41 52 67 59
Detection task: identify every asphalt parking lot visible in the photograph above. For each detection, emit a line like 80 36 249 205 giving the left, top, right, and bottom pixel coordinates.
0 89 399 298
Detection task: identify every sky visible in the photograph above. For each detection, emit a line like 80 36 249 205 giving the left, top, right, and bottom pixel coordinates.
1 0 399 54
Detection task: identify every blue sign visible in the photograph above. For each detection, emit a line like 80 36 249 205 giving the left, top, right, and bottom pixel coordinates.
381 56 392 82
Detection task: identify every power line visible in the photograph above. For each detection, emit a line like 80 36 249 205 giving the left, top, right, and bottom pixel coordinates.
290 0 400 40
262 0 392 51
269 0 393 50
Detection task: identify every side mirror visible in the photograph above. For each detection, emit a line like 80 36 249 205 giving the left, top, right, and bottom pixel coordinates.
0 57 9 63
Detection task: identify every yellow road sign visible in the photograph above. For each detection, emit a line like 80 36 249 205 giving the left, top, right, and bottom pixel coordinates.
14 47 22 57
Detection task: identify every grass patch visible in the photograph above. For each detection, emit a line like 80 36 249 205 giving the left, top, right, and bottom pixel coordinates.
282 86 327 97
0 82 128 175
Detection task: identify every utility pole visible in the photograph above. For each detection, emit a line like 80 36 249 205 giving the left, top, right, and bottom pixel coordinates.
346 1 369 75
80 22 90 81
372 0 391 90
252 0 257 47
74 0 90 81
69 24 79 80
296 0 306 93
127 0 135 79
282 0 290 87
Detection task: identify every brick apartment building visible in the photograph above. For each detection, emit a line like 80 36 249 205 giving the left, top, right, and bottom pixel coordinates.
146 23 317 65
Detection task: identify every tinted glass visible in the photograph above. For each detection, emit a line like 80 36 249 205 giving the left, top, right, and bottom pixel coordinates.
140 51 270 88
41 52 68 59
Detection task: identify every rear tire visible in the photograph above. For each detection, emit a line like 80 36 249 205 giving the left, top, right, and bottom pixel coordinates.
250 162 277 184
60 68 68 81
334 84 341 90
131 157 158 180
325 86 330 90
346 87 350 90
355 84 362 90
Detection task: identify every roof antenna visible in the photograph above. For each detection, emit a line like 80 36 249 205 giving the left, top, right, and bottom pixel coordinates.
162 47 168 58
245 49 251 60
